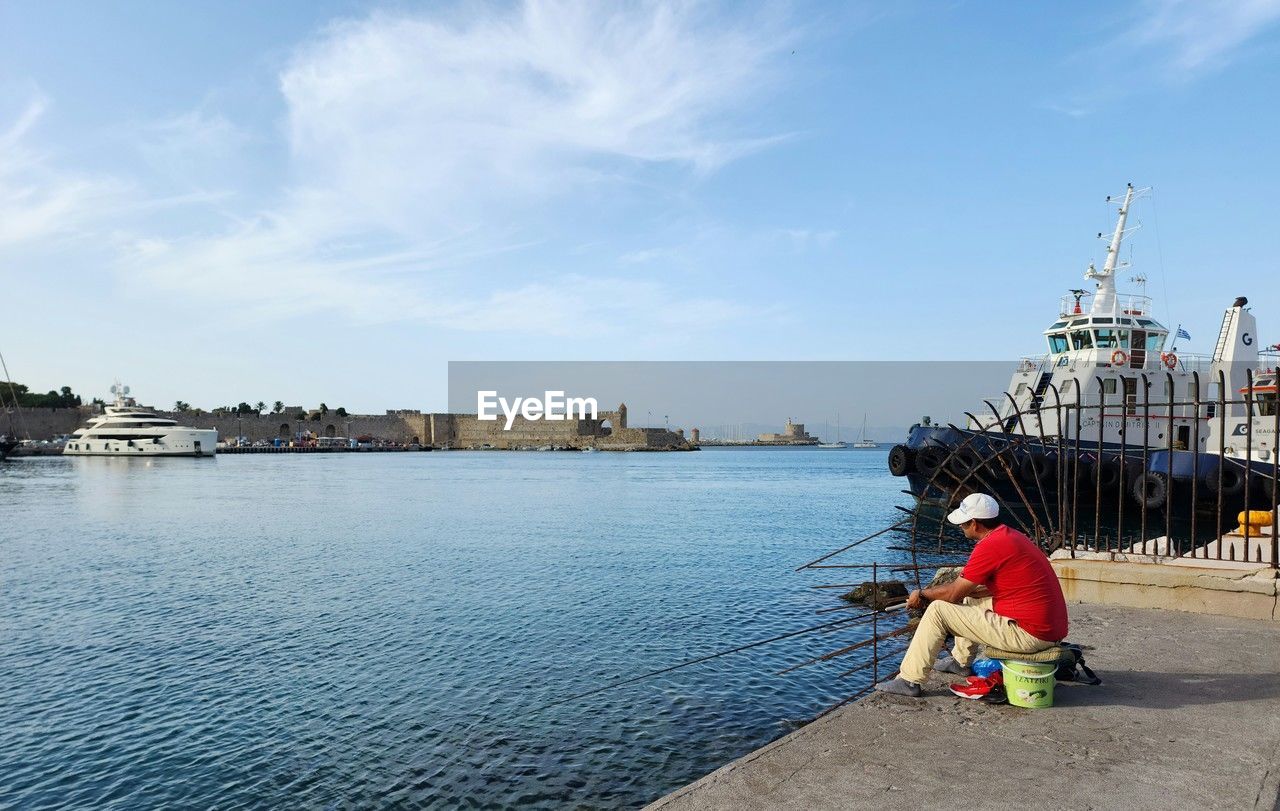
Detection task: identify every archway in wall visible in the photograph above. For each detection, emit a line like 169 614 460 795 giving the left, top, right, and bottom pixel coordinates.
278 423 291 439
411 436 420 445
324 424 336 438
600 419 613 436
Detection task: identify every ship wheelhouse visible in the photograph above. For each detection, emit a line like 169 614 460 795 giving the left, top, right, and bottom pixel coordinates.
1043 310 1170 373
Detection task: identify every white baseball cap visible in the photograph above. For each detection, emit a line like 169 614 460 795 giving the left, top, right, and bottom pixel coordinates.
947 493 1000 524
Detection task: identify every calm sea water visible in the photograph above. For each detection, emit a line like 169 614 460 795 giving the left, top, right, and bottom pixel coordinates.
2 448 925 809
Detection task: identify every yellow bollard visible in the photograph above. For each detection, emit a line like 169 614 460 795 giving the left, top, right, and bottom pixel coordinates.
1236 510 1275 536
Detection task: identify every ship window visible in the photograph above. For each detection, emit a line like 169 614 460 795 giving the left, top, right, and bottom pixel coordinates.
1048 333 1068 353
1070 330 1093 350
1050 321 1067 329
1102 378 1118 395
1015 382 1028 396
1095 329 1118 348
1146 334 1164 351
1061 379 1074 395
1256 395 1277 417
1095 317 1114 324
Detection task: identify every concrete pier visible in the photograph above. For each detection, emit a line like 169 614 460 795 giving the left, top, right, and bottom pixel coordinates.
646 601 1280 810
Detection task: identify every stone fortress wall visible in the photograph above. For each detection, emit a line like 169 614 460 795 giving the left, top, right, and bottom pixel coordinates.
2 407 83 440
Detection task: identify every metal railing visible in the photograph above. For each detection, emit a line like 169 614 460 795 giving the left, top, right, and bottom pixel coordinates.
784 368 1277 709
901 368 1279 566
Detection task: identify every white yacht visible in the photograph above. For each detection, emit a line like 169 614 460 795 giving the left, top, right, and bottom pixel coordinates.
63 384 217 457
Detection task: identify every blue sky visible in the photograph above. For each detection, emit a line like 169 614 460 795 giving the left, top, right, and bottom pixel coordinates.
2 1 1279 413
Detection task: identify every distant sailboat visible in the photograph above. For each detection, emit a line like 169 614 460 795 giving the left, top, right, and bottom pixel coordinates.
1 348 25 460
818 414 848 449
852 414 877 448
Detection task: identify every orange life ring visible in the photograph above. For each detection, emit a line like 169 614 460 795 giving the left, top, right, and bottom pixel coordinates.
1111 350 1128 366
1162 352 1178 370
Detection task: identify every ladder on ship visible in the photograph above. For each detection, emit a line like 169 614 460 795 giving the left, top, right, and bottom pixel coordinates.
1029 372 1053 411
1004 372 1052 432
1213 308 1236 362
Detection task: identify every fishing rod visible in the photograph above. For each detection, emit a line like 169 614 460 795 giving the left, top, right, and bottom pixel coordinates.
516 606 905 719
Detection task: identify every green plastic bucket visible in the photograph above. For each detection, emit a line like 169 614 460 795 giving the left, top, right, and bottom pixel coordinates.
1002 660 1056 708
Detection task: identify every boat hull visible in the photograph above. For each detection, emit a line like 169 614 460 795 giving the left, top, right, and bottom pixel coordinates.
889 424 1277 522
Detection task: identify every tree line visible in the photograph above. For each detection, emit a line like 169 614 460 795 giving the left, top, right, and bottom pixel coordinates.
0 382 84 409
189 401 348 420
2 383 347 420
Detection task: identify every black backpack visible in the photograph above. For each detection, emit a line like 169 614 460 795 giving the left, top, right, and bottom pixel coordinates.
1054 642 1101 685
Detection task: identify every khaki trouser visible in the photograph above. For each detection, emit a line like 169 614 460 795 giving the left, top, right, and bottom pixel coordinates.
898 596 1055 684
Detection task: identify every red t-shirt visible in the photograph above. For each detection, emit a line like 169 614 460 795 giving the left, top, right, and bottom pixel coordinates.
961 525 1068 642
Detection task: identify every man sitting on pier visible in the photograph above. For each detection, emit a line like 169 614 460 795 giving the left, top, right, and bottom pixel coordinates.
874 493 1068 697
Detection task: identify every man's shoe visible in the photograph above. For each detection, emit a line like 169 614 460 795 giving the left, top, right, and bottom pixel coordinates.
948 672 1003 700
935 652 972 677
873 677 922 697
980 683 1008 705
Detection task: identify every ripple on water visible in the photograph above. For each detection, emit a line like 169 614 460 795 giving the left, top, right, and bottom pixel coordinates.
1 449 912 809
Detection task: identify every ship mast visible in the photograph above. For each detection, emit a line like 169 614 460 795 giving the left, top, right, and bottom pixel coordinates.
1086 183 1136 315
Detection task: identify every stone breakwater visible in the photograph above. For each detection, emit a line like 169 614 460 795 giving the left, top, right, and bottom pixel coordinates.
3 402 694 451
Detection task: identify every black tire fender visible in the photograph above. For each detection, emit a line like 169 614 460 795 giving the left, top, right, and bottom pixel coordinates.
915 446 947 479
1091 458 1124 492
1019 453 1056 485
887 444 914 477
947 447 985 478
1204 464 1246 498
1131 471 1169 510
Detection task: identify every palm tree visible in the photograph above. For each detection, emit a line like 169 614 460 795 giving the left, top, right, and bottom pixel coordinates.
174 400 190 413
255 401 265 415
319 402 329 416
272 401 284 414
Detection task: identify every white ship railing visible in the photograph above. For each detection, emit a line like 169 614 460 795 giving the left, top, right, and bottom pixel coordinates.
1057 292 1154 318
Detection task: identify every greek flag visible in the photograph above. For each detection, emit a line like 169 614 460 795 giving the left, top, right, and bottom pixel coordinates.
1177 327 1191 341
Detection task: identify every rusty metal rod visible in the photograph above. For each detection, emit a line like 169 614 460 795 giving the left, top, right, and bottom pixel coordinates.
834 627 913 677
518 609 901 717
814 596 908 615
795 519 912 571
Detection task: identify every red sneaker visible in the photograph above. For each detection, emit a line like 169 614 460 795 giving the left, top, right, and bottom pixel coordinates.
948 671 1003 700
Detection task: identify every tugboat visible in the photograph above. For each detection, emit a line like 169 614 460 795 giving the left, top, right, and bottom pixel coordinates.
886 184 1276 523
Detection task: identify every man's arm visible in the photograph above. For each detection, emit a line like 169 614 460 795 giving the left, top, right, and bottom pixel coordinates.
907 577 980 609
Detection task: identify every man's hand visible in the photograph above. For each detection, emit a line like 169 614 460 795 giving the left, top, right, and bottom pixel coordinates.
907 577 979 608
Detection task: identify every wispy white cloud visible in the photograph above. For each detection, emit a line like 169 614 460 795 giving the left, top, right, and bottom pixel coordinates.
0 95 129 248
1124 0 1280 74
122 1 795 337
1046 0 1280 116
777 228 837 249
617 247 673 265
436 276 760 337
1040 101 1091 119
